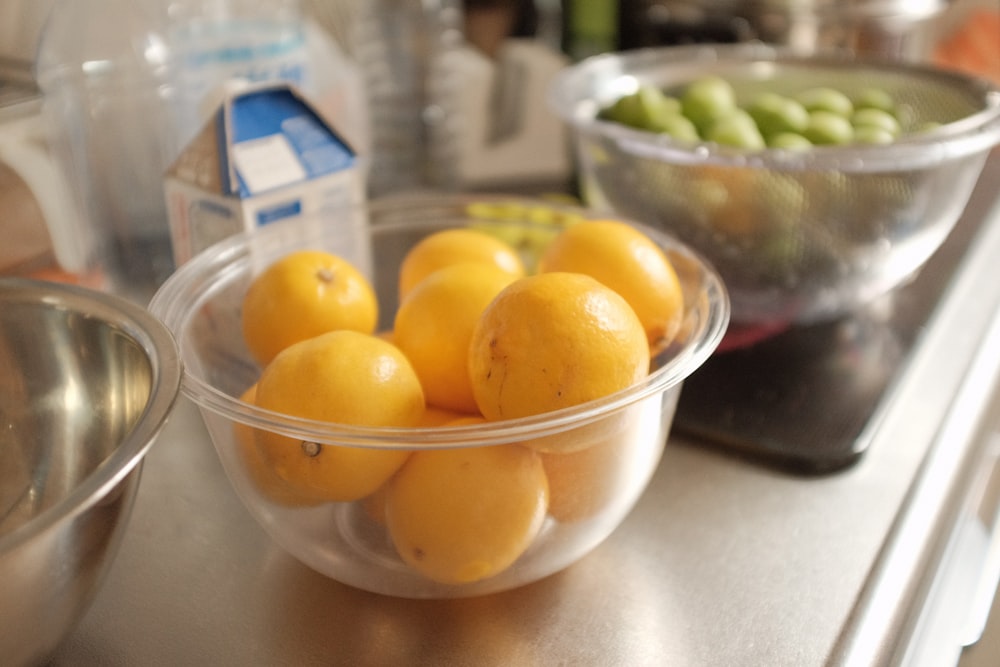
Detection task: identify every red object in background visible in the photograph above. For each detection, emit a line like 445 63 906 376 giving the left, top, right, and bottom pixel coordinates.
0 162 104 289
934 9 1000 84
717 320 792 352
25 266 105 289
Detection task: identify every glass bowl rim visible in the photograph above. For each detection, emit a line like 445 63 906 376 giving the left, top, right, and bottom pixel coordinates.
149 196 731 450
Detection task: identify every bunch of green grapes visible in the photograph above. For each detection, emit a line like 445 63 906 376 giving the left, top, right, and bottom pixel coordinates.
598 76 939 150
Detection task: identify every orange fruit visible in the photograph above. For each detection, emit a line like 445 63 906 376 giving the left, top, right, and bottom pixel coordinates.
361 483 391 526
525 405 630 455
233 383 325 507
468 272 649 422
544 389 666 517
541 429 631 523
361 412 484 525
394 262 517 413
398 228 525 300
361 412 486 525
443 415 487 427
539 220 684 346
385 444 548 584
242 249 378 365
540 387 664 518
418 405 472 426
254 330 424 502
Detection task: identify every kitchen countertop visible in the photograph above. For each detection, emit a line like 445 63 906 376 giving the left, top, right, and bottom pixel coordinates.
45 156 1000 666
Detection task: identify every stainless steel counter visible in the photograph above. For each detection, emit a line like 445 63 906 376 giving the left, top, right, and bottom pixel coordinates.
53 157 1000 666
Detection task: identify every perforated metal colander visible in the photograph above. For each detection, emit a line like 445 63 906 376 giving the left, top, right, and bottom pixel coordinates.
549 43 1000 326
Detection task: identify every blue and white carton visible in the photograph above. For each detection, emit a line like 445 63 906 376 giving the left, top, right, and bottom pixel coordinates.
165 82 367 268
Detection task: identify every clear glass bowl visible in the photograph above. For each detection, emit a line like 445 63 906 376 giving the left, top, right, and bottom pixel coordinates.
548 43 1000 329
149 194 729 598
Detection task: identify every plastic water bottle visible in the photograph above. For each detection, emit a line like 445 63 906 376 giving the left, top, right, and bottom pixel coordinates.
167 0 312 145
167 0 370 174
35 0 182 301
351 0 465 197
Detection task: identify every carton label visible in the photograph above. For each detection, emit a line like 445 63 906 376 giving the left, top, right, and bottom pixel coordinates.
232 133 308 193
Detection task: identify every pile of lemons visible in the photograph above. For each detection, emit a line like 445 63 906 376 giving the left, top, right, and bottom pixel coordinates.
235 217 684 585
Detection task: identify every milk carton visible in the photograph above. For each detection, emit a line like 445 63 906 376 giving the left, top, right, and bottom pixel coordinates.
164 82 366 267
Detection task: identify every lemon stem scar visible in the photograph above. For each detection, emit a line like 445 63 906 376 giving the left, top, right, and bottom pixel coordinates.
316 267 335 284
301 440 322 457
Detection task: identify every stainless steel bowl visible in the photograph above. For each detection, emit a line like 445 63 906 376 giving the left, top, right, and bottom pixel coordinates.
0 278 181 666
548 42 1000 328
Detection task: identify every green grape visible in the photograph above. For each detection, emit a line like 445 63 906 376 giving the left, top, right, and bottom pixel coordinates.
915 120 943 134
768 132 813 151
659 94 683 117
600 86 683 131
649 112 701 141
681 75 738 134
796 87 854 117
803 110 855 145
854 87 897 115
634 85 682 128
748 92 810 138
706 109 766 149
852 108 901 137
599 93 643 127
853 126 895 145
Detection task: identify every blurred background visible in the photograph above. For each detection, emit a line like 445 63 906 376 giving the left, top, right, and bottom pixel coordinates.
2 3 999 665
1 0 997 286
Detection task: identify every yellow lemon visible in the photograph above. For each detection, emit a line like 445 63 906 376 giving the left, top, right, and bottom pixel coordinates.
468 272 649 421
394 262 517 413
419 405 473 426
233 383 326 507
254 330 424 502
539 220 684 346
386 444 548 584
541 431 631 523
398 228 525 301
242 249 378 365
359 406 476 525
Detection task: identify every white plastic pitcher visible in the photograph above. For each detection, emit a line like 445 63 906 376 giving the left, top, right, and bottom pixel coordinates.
0 111 87 277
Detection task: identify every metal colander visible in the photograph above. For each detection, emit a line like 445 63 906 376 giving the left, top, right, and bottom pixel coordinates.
548 43 1000 326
